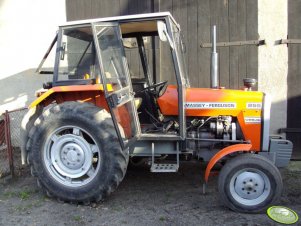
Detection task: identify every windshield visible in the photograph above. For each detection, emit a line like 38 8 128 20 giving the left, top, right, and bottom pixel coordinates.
95 25 129 90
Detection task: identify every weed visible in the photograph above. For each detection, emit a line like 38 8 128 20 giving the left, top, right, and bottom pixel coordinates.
73 215 81 221
19 191 30 200
159 216 165 221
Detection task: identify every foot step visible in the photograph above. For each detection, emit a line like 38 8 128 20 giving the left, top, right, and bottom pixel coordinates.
150 163 178 173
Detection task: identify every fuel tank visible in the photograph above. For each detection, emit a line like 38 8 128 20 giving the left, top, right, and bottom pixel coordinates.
157 85 265 151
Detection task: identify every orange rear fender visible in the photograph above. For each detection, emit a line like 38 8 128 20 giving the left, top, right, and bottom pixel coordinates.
29 84 110 110
204 144 253 183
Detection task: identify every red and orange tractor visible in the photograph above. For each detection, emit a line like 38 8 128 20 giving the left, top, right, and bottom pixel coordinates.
21 12 292 213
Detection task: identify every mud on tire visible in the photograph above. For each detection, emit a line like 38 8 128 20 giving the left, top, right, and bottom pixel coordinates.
27 101 129 203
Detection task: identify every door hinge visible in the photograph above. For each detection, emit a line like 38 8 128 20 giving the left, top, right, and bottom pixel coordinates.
108 94 119 108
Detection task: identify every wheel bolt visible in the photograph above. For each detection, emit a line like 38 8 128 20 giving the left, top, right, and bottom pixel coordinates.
254 190 257 192
247 192 250 194
242 188 245 190
243 181 246 184
255 183 258 186
250 179 253 182
77 153 80 156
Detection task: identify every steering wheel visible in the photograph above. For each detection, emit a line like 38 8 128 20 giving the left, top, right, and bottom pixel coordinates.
137 81 168 97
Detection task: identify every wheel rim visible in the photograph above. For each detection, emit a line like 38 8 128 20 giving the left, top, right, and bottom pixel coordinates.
229 168 271 206
43 126 100 187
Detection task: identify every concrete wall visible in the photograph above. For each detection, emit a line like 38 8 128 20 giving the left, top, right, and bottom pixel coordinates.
0 0 66 114
258 0 288 134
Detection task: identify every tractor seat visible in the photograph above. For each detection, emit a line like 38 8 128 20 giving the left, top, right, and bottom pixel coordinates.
134 97 142 109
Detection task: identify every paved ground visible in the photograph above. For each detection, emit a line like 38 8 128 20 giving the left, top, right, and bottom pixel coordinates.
0 161 300 226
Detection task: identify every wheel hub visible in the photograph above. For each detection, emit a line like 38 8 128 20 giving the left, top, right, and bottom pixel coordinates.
50 134 93 178
234 171 265 200
61 143 85 170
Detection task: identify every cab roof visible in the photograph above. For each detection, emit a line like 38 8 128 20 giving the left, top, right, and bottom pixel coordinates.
60 12 179 28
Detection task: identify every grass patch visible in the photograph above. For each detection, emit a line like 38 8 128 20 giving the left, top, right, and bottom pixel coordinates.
73 215 82 221
159 216 165 221
19 191 30 200
3 191 17 198
14 203 33 212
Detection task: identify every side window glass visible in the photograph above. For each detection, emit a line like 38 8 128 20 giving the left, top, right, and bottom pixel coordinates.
58 26 96 81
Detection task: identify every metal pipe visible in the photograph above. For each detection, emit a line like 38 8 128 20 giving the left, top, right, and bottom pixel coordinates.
210 25 219 88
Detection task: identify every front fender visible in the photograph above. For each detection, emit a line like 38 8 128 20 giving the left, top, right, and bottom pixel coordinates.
204 144 252 182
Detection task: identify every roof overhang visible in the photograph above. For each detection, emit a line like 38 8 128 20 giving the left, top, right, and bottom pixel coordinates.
60 12 179 30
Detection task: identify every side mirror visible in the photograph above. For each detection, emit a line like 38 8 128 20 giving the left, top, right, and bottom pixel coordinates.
157 21 174 49
157 21 167 42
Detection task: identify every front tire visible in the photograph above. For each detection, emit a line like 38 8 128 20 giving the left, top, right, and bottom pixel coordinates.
27 102 129 203
218 154 282 213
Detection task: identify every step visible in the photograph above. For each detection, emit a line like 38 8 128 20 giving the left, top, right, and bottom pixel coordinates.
150 163 179 173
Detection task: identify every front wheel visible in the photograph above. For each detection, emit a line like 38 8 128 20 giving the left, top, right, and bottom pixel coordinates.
218 154 283 213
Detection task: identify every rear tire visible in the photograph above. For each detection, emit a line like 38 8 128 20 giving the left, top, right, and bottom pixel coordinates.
218 154 282 213
20 105 43 164
27 101 129 203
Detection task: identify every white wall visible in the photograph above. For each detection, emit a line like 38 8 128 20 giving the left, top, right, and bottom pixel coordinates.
0 0 66 113
258 0 288 134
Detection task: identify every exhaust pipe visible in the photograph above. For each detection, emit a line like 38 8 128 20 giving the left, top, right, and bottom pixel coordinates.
210 25 219 88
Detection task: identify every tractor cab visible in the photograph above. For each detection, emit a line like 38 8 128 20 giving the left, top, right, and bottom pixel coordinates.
37 12 188 148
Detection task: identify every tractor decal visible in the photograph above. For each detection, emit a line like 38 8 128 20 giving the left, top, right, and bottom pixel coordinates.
185 102 237 109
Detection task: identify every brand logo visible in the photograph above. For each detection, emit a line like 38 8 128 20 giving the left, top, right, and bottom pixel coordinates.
185 102 236 109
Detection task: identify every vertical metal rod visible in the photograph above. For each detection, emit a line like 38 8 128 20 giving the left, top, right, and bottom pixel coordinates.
4 111 14 177
210 25 219 88
176 142 179 168
151 142 155 166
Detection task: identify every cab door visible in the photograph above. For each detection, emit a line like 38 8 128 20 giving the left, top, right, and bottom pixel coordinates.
93 22 141 149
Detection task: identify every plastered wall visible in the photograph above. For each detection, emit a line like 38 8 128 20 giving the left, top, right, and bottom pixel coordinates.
258 0 288 134
0 0 66 113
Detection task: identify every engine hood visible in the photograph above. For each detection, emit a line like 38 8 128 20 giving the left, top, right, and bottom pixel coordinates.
157 85 264 117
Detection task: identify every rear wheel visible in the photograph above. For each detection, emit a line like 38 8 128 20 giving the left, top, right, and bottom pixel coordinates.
218 154 282 213
20 105 43 164
27 101 129 203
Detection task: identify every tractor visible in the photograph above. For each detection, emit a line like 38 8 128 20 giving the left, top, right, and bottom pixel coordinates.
21 12 293 213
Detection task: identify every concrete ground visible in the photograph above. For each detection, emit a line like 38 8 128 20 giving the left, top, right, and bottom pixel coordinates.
0 161 300 226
